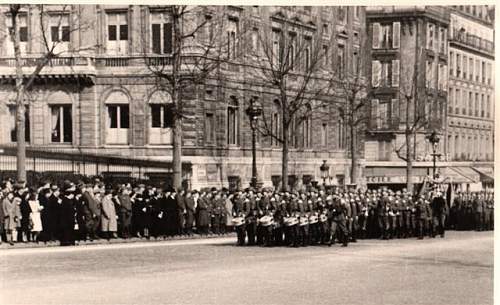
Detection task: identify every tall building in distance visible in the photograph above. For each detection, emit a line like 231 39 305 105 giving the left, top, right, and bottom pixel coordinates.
445 5 494 189
0 5 366 190
364 5 493 191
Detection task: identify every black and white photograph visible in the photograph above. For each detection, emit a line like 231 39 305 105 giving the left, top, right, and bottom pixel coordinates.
0 3 495 305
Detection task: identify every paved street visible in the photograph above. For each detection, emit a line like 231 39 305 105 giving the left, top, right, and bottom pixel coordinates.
0 231 493 305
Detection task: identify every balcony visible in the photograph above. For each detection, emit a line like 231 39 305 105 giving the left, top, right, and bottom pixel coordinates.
0 56 96 84
450 29 494 56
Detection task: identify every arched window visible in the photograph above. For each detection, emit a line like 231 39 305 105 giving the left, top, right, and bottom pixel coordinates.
48 91 72 144
105 91 130 144
149 91 173 145
227 97 239 145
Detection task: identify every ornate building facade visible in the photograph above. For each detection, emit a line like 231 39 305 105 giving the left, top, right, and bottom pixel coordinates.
0 5 366 190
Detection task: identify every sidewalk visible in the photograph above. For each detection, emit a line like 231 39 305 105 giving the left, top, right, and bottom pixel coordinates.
0 232 237 250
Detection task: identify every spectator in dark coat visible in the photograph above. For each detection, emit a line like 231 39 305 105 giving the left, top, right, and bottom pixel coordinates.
60 182 77 246
17 186 32 242
165 190 178 236
185 191 196 236
196 192 210 235
117 187 133 238
176 190 186 235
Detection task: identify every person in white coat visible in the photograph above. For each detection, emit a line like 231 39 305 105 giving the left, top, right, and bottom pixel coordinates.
101 188 118 240
28 190 43 242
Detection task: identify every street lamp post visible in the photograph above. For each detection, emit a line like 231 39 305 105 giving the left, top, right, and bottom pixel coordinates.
427 130 441 180
319 160 329 187
245 97 262 188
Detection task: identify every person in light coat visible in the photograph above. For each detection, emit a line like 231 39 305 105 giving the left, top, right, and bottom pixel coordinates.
28 190 43 242
101 188 118 240
2 191 18 245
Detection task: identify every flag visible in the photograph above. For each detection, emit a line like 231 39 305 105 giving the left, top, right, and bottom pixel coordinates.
418 176 428 198
447 179 455 208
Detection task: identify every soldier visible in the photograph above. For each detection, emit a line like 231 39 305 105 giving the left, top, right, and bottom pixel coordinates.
272 197 285 246
472 192 483 231
431 191 447 238
377 192 390 240
297 198 309 247
245 196 258 246
328 196 348 247
416 196 431 239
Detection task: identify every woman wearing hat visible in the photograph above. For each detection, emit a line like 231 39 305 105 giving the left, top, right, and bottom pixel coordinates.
101 187 118 240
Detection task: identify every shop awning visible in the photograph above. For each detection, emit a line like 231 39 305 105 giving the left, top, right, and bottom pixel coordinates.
452 167 481 183
472 167 494 182
442 167 474 183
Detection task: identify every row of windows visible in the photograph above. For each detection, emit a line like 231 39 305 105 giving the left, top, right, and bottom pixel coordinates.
449 50 493 85
447 133 493 161
5 101 346 150
453 5 492 22
448 87 491 118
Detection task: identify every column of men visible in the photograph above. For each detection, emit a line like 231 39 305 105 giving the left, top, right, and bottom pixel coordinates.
231 188 494 247
450 191 494 232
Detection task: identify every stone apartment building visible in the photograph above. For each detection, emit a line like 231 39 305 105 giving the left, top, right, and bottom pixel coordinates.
0 5 366 190
364 5 494 191
445 5 494 189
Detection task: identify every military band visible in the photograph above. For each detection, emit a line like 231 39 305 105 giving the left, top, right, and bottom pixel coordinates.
230 187 494 247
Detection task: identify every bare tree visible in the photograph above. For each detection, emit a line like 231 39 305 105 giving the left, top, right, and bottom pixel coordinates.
141 6 241 190
337 56 368 186
392 45 444 193
2 4 95 182
250 10 336 191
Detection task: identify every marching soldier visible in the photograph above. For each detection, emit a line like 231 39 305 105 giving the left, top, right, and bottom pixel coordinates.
328 196 348 247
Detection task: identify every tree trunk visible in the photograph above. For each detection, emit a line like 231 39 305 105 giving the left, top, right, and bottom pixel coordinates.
172 113 183 190
11 7 26 183
349 124 357 185
281 127 289 192
171 7 183 191
406 131 413 193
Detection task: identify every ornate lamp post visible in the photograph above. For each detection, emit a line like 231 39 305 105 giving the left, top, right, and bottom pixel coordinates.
426 130 441 180
319 160 329 187
245 97 262 188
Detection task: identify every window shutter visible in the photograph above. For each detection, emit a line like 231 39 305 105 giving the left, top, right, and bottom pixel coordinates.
392 22 400 49
372 23 380 49
372 60 381 87
164 23 172 54
371 99 379 129
152 24 161 54
392 59 400 87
